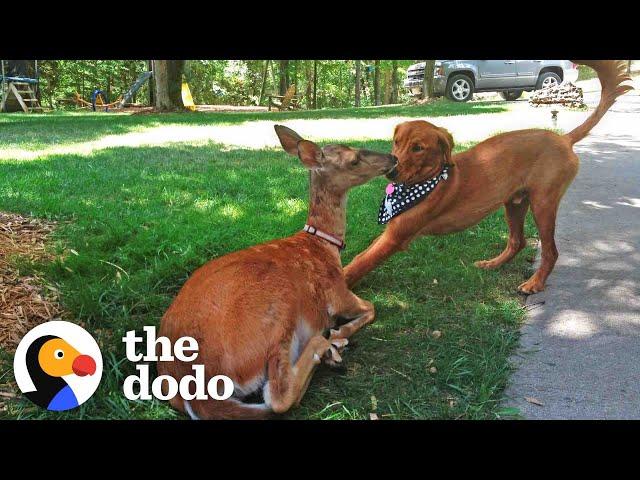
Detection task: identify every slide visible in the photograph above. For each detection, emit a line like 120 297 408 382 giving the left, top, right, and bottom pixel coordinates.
119 71 152 107
181 81 196 111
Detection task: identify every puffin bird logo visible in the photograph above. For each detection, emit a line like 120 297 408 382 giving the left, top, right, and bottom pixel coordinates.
14 321 103 412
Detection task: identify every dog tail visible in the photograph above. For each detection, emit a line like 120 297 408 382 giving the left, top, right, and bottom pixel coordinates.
564 60 634 145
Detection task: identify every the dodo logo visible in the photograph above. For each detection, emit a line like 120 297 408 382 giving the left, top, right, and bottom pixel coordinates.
13 321 103 411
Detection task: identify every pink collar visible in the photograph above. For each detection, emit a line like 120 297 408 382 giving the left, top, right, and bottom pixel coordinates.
303 224 345 250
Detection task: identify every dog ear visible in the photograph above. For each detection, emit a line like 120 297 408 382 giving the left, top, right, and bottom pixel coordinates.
437 127 455 167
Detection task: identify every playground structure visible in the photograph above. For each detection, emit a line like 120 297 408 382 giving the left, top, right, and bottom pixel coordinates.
1 60 272 114
1 60 43 113
70 70 151 111
68 65 196 111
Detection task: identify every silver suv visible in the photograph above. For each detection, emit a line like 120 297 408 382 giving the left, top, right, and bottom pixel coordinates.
404 60 579 102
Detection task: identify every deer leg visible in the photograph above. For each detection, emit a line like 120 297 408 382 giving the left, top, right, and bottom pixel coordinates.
329 292 375 341
265 335 333 413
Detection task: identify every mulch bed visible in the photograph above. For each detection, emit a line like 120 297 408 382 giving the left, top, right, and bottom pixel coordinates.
0 212 63 352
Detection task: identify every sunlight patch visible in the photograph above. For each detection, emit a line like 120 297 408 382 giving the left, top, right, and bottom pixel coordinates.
276 198 306 216
546 310 597 338
582 200 612 209
616 197 640 208
193 198 218 212
219 204 244 219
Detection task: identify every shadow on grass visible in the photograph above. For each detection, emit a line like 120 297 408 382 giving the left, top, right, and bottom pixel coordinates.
0 100 508 151
0 138 533 420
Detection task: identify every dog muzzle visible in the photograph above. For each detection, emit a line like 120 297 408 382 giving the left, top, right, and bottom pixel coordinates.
378 166 449 225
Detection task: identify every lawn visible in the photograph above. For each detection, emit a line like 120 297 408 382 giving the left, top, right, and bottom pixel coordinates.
0 105 533 420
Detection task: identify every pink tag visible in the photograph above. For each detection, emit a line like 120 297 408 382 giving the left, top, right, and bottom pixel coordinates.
385 183 395 195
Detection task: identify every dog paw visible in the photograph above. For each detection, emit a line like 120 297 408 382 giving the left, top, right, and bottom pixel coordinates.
518 279 545 294
474 259 499 270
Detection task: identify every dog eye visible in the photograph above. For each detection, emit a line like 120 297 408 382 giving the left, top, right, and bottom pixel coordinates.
412 145 424 152
351 157 360 166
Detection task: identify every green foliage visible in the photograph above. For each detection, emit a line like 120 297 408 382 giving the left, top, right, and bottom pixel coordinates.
38 60 149 108
36 60 420 109
0 111 530 419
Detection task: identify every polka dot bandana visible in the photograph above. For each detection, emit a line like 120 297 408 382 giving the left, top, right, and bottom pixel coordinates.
378 166 450 225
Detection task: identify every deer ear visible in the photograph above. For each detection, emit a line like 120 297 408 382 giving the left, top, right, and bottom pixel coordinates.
437 127 455 166
296 139 323 169
274 124 304 156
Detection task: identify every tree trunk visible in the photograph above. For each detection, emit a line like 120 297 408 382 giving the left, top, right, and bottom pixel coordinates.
154 60 185 111
305 60 313 109
313 60 318 109
148 60 155 106
374 60 381 106
391 60 399 104
384 69 391 104
354 60 361 107
259 60 270 105
292 60 298 91
279 60 289 95
422 60 436 100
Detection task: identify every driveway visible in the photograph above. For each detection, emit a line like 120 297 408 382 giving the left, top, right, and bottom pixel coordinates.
503 82 640 419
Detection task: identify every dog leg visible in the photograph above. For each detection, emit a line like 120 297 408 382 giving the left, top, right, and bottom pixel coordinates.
266 336 333 412
518 194 560 294
329 292 375 340
344 230 406 287
475 198 529 269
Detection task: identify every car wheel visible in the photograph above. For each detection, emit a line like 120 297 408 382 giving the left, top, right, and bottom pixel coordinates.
536 72 561 90
446 74 474 102
499 90 523 101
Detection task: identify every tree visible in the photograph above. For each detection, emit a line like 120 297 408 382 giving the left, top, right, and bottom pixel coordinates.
279 60 289 95
422 60 436 100
153 60 185 111
373 60 381 106
354 60 362 107
259 60 270 105
313 60 318 109
391 60 399 104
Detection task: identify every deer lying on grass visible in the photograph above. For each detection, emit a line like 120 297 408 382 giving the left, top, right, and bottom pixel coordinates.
158 125 398 419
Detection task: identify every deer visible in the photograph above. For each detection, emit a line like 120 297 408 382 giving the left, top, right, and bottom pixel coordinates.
157 125 398 419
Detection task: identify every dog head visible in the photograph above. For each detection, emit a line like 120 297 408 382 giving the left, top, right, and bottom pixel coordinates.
390 120 454 184
274 125 398 190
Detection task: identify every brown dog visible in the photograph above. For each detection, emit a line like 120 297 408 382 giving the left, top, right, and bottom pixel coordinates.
344 61 633 294
157 125 397 419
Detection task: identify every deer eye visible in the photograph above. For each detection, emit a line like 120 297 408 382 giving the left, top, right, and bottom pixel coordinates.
412 145 424 152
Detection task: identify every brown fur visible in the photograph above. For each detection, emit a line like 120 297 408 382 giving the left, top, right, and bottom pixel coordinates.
158 125 397 419
344 60 633 294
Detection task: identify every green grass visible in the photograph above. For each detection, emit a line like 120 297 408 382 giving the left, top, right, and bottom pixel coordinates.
577 65 598 82
0 100 506 152
0 106 532 420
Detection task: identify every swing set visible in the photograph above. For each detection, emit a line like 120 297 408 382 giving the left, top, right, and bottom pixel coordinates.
1 60 198 113
1 60 43 113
